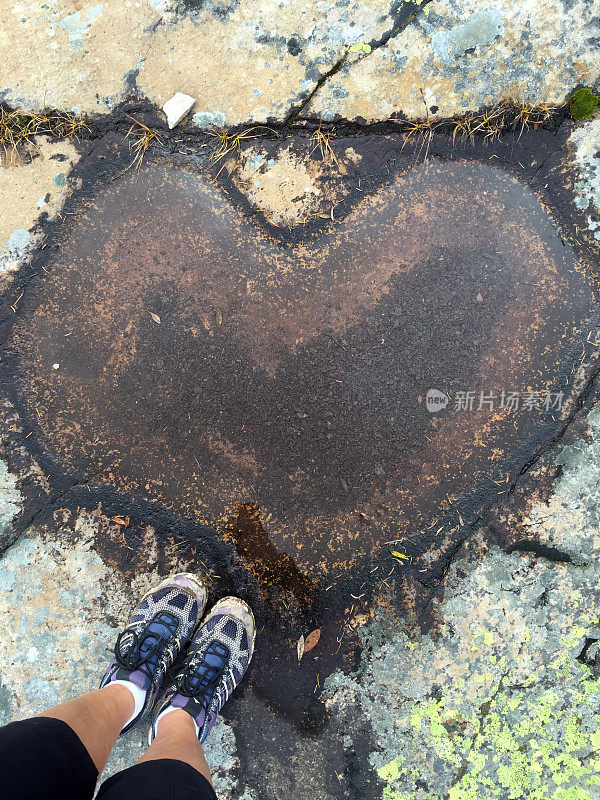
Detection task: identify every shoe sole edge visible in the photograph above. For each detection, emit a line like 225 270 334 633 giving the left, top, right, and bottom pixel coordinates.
140 573 208 610
203 595 257 658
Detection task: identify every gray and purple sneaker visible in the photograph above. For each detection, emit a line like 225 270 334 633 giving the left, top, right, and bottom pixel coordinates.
150 597 255 743
100 573 207 735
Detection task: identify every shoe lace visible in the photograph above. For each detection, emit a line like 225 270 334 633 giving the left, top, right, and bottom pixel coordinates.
115 611 180 683
178 640 231 708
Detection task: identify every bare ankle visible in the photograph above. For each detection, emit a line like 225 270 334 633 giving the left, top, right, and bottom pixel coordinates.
138 708 212 784
156 708 197 738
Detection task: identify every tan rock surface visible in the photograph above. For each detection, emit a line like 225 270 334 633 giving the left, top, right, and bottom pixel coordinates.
231 141 351 225
0 136 79 285
307 0 600 121
1 0 397 122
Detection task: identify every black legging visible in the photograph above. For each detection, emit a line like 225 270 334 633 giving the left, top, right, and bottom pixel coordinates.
0 717 217 800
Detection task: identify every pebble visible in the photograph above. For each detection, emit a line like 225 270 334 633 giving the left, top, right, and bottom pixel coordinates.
162 93 196 129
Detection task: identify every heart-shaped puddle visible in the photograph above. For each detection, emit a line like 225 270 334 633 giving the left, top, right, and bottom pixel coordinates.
7 155 595 584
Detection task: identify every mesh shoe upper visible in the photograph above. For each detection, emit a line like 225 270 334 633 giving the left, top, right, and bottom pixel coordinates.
100 574 206 735
152 597 255 743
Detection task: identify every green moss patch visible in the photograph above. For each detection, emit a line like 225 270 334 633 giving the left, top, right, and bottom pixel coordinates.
569 88 599 121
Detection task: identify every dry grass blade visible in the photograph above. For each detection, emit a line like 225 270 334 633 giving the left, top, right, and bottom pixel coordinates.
208 125 274 177
0 107 89 160
483 125 502 142
310 122 339 166
451 100 557 145
53 112 90 140
0 108 42 157
511 100 554 137
124 114 163 170
515 101 532 135
470 103 505 139
392 89 436 157
399 120 433 149
451 115 475 144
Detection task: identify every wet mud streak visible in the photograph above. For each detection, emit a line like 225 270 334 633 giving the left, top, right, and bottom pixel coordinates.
225 502 313 610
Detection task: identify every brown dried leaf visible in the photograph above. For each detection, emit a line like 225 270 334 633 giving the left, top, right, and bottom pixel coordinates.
304 628 321 654
149 312 161 324
297 634 305 664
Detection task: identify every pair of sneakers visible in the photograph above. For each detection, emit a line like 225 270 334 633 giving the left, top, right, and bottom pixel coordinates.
100 574 255 743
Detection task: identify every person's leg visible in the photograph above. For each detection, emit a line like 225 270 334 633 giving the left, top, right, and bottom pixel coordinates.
138 707 212 783
0 716 99 800
38 683 134 773
96 595 256 800
0 573 207 800
0 684 132 800
33 572 207 776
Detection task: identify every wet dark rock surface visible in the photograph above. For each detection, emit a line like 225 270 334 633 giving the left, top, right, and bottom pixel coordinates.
1 119 600 799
